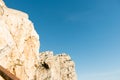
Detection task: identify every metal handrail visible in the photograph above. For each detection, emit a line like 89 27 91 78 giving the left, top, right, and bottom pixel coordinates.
0 65 20 80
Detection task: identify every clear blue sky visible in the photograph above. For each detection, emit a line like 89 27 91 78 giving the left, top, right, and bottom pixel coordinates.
4 0 120 80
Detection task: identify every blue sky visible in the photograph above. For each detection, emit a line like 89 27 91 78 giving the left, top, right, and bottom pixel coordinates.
4 0 120 80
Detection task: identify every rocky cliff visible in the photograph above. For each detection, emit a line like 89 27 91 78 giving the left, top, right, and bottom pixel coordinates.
0 0 77 80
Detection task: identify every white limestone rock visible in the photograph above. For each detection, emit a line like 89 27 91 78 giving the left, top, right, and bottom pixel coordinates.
0 0 77 80
35 51 77 80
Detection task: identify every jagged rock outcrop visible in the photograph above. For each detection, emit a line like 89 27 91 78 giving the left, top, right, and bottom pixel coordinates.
35 51 76 80
0 0 77 80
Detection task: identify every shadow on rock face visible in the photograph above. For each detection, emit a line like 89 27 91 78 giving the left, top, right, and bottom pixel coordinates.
42 62 49 70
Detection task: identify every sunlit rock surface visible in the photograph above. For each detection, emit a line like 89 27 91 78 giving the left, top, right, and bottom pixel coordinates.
0 0 77 80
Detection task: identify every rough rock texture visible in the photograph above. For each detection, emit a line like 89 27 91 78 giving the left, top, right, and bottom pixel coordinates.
0 0 77 80
36 51 77 80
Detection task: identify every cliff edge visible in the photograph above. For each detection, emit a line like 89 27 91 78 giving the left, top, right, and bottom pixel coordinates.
0 0 77 80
